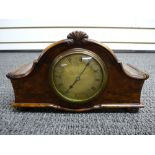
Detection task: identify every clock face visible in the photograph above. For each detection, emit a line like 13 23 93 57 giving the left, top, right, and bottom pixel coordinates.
50 49 107 103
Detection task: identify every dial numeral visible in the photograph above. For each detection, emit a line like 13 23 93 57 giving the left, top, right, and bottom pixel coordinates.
95 78 100 81
67 57 71 63
93 68 98 72
55 74 61 79
91 86 96 91
79 57 83 62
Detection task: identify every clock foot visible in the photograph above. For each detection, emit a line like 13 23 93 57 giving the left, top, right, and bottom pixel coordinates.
126 108 140 113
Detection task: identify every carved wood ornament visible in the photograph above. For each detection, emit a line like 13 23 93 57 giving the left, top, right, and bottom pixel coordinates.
7 31 149 112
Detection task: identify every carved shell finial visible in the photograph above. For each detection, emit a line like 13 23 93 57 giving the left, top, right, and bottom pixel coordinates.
67 31 88 41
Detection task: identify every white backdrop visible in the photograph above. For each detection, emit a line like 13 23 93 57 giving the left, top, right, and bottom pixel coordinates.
0 0 155 50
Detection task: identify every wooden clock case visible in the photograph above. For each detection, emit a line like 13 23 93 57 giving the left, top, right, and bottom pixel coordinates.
7 31 149 112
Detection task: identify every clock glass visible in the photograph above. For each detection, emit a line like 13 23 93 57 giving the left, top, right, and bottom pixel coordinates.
50 48 107 103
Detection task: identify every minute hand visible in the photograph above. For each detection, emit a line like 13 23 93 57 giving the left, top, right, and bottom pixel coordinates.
78 60 91 79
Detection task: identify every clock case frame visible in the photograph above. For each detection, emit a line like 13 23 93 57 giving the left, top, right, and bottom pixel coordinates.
7 31 149 112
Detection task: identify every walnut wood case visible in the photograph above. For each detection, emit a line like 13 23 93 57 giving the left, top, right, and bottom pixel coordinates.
6 31 149 112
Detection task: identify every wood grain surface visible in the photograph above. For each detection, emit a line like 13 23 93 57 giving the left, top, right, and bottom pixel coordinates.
7 31 149 112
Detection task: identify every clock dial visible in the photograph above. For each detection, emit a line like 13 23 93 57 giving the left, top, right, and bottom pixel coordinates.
50 49 107 103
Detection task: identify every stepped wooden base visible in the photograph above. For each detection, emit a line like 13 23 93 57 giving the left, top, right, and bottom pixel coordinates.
12 102 144 112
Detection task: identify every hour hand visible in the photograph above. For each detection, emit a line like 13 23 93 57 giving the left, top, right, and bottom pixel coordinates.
64 76 80 94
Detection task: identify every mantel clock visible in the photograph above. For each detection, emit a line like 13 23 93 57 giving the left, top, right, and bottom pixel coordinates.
7 31 149 112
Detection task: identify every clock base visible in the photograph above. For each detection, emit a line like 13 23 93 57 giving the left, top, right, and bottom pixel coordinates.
11 102 144 112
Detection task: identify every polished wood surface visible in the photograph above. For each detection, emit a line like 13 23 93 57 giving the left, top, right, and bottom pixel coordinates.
12 102 144 112
7 31 149 112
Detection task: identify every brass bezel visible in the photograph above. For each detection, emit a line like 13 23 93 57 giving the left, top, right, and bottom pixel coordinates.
50 48 108 103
